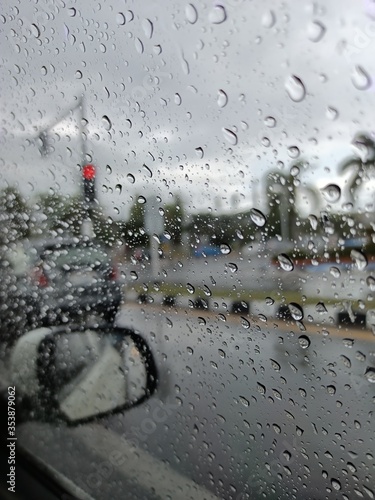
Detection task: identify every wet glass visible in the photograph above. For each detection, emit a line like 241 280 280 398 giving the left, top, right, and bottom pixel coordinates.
0 1 374 499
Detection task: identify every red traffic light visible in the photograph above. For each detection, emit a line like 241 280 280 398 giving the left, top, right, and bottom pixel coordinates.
82 164 96 180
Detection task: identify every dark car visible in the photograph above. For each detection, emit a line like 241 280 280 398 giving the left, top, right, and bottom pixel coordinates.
3 237 122 330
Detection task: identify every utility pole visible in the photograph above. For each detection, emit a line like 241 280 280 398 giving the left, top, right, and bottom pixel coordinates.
36 95 96 238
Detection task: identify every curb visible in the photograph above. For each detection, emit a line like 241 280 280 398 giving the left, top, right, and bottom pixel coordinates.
125 290 373 330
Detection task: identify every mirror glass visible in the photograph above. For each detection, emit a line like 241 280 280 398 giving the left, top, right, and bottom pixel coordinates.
10 327 154 423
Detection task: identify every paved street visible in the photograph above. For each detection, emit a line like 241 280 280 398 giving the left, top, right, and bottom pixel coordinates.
12 304 375 499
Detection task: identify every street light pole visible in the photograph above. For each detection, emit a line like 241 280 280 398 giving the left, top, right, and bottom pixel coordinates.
36 95 95 238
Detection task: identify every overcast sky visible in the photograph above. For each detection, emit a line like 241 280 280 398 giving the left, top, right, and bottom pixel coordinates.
1 0 375 219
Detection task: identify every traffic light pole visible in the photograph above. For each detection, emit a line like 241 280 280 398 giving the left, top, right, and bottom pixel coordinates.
37 95 96 238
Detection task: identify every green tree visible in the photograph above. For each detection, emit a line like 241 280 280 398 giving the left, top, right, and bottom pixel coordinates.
0 186 30 244
164 196 184 245
122 197 148 248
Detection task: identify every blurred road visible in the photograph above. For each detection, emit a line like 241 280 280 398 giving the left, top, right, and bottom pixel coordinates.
120 252 300 292
14 304 375 500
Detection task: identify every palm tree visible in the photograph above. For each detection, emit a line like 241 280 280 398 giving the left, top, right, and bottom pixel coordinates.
338 132 375 209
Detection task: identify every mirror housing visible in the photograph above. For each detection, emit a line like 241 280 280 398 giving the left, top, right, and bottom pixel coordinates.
9 325 157 424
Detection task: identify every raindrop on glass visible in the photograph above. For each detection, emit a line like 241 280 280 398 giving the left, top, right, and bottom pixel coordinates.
321 184 341 203
264 116 276 128
288 303 303 321
102 115 112 131
195 147 204 158
209 5 227 24
298 334 310 349
285 75 306 102
185 3 198 24
365 367 375 383
262 10 276 28
220 243 231 255
222 128 238 145
250 208 266 227
350 249 367 270
217 89 228 108
307 20 326 42
351 65 371 90
278 253 294 272
116 13 126 25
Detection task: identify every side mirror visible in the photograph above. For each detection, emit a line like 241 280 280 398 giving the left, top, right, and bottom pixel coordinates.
9 325 157 424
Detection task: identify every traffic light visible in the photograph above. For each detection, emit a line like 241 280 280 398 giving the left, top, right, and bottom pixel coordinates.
82 164 96 203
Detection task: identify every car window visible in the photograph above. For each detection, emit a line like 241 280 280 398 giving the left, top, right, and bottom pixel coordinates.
1 1 375 499
42 246 109 268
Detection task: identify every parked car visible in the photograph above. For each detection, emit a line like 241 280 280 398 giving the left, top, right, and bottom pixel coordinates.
3 237 122 331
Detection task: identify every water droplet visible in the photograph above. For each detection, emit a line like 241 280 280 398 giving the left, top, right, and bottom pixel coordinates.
198 316 206 325
265 297 275 306
222 128 238 145
287 146 300 159
273 423 281 434
351 249 367 270
228 262 238 272
264 116 276 128
185 3 198 24
326 106 338 120
288 303 304 321
31 23 40 38
115 184 122 194
270 359 281 371
366 276 375 291
217 89 228 108
137 195 146 204
209 5 227 24
307 20 326 42
135 38 144 54
220 243 231 255
218 349 226 359
343 338 354 348
365 367 375 383
329 266 341 278
308 214 318 230
257 383 266 395
116 12 126 25
187 283 195 294
262 10 276 28
250 208 266 227
285 75 306 102
347 462 357 473
331 478 341 491
102 115 112 131
298 335 310 349
327 385 336 395
239 396 250 407
315 302 327 313
195 147 204 158
127 173 135 184
130 271 138 281
241 317 250 329
142 19 153 39
351 65 371 90
277 254 294 272
174 93 182 105
355 351 366 363
321 184 341 203
68 7 76 17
